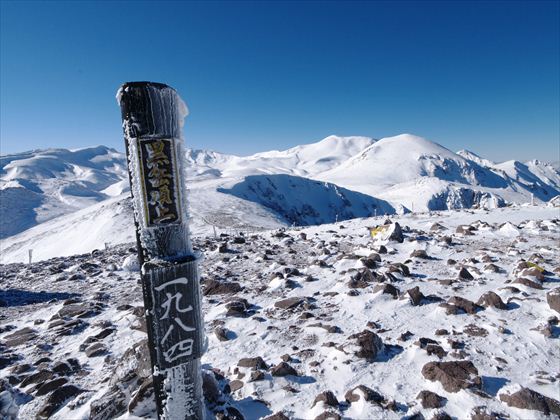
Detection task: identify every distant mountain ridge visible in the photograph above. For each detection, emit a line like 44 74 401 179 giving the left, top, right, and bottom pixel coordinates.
1 134 559 259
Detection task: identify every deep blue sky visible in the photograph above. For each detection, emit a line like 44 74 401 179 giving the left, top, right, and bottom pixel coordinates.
1 1 559 162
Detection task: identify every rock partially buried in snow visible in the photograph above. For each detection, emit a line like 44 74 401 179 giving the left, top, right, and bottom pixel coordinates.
237 356 268 370
347 329 384 361
421 360 482 393
499 385 560 416
477 291 507 309
312 390 339 408
270 362 298 377
372 222 404 243
344 385 384 404
416 390 445 408
274 296 306 310
546 288 560 314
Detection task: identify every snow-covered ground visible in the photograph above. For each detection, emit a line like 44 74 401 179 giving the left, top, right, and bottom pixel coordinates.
1 205 559 419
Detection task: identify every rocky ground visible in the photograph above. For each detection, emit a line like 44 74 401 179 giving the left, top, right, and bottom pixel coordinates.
1 205 559 419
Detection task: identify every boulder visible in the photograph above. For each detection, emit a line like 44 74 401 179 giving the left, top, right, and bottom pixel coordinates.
416 390 445 408
546 288 560 314
499 386 560 416
477 291 506 309
312 390 339 408
421 361 481 393
348 329 384 361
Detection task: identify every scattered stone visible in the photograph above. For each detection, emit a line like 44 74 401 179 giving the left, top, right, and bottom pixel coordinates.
514 277 543 289
444 296 483 315
270 362 298 377
36 385 84 418
225 299 250 317
314 411 341 420
84 342 107 357
89 386 127 419
499 386 560 416
348 329 384 361
421 360 482 393
274 297 305 310
417 390 445 408
36 378 69 396
477 291 506 309
263 412 290 420
410 249 430 259
2 327 37 347
373 283 400 298
547 288 560 314
458 267 474 280
214 327 231 342
344 385 384 404
407 286 425 306
237 357 268 370
203 279 242 295
229 380 244 392
312 390 339 408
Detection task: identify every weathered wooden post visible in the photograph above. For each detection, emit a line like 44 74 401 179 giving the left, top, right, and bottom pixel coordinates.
117 81 205 419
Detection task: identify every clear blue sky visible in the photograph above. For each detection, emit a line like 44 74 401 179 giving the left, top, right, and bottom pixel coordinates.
1 1 559 162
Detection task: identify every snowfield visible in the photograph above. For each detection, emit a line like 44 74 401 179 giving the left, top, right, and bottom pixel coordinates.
1 134 559 264
1 205 559 419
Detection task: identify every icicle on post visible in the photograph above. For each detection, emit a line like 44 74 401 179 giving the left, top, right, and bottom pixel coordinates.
117 81 205 420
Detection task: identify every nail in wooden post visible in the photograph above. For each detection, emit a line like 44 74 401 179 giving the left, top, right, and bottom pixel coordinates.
117 81 205 419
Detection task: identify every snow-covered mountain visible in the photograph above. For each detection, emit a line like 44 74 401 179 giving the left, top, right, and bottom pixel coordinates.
1 134 559 262
0 146 126 239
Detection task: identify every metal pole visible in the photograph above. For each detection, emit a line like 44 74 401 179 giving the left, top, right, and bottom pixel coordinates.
28 249 32 264
117 81 205 419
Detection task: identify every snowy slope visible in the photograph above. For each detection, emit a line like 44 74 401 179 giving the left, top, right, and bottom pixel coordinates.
218 174 397 226
0 146 127 238
1 205 559 419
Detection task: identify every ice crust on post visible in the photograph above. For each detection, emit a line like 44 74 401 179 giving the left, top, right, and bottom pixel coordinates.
117 82 205 419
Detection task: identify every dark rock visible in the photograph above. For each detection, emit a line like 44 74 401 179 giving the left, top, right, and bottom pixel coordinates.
229 379 244 392
463 324 488 337
238 357 268 370
0 354 19 369
349 329 384 361
36 385 84 418
417 390 445 408
435 329 449 336
514 277 543 289
36 378 69 396
128 378 154 413
499 386 560 415
225 299 250 317
458 267 474 280
274 297 305 310
20 369 53 387
249 370 265 382
446 296 483 314
214 326 231 342
344 385 384 404
410 249 430 259
421 360 481 393
89 385 127 420
3 327 37 347
314 412 341 420
547 288 560 314
263 413 290 420
312 390 339 408
202 371 221 404
426 344 447 359
477 291 507 309
373 283 400 298
270 362 298 377
203 279 242 295
407 286 425 306
85 342 107 357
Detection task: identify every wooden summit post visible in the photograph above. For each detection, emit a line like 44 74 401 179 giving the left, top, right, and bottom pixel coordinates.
117 81 205 419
